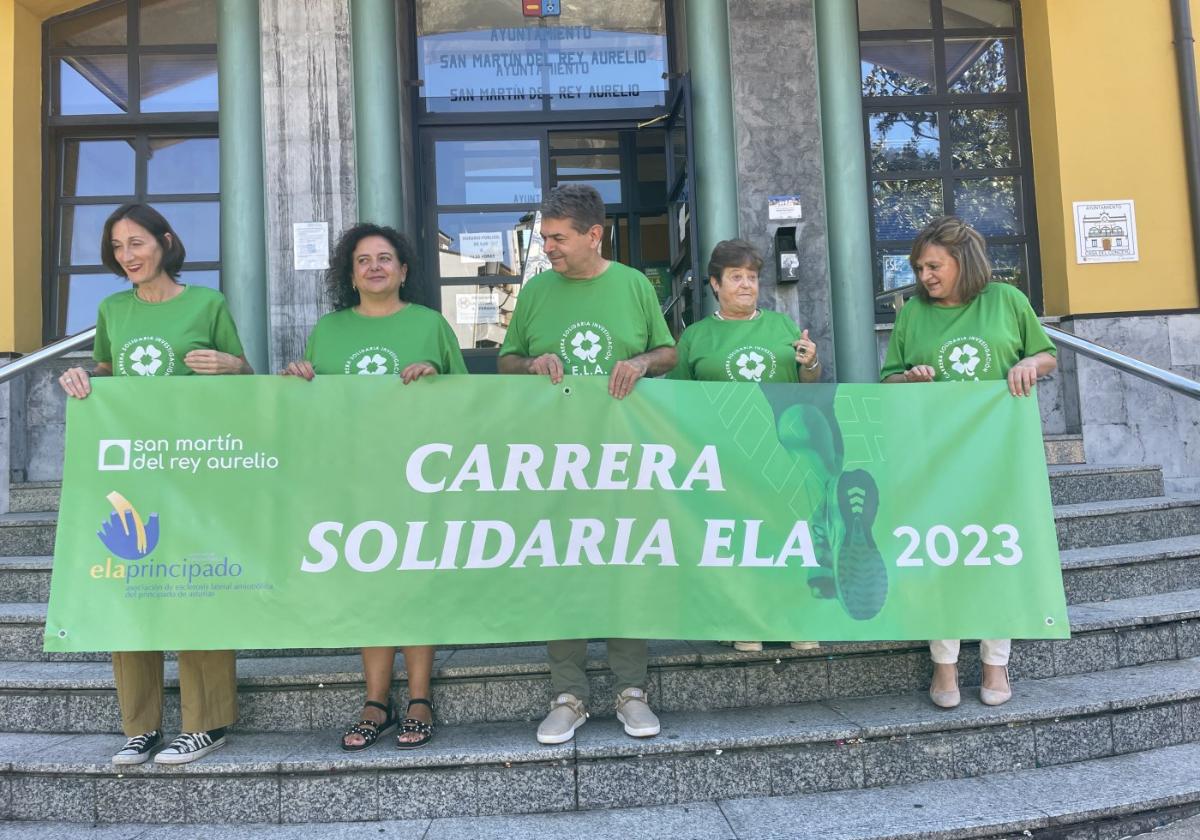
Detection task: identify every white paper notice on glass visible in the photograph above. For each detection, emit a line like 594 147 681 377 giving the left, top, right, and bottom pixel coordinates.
455 292 500 326
1073 200 1139 264
459 232 505 263
768 195 803 221
292 222 330 271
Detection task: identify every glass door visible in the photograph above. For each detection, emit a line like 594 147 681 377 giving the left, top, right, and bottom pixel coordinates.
663 74 701 335
420 123 672 372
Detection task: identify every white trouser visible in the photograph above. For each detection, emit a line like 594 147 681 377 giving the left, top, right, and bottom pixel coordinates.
929 639 1011 667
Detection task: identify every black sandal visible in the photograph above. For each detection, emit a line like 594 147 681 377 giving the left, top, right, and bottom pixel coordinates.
396 698 435 750
340 699 397 752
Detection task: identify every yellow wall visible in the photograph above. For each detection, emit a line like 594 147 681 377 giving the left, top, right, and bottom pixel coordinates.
1023 0 1200 315
0 0 94 354
0 1 43 353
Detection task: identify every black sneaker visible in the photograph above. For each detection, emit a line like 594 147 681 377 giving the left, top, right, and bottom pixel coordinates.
153 728 226 765
112 730 162 765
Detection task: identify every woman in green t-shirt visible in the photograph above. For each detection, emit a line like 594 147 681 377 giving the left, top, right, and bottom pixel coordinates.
283 223 466 752
881 216 1057 710
669 239 824 653
58 203 252 768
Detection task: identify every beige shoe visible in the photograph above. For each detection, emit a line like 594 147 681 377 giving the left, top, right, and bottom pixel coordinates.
980 666 1012 706
733 641 763 652
929 663 961 709
790 641 820 651
615 687 660 738
536 693 588 745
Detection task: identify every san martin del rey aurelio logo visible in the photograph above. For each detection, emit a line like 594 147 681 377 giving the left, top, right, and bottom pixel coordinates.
97 491 160 560
559 321 614 375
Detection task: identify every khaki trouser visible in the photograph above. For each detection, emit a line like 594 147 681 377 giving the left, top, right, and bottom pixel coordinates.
547 638 648 704
929 639 1012 667
112 650 238 736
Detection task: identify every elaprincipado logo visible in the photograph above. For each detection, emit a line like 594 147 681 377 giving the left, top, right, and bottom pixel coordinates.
344 345 401 376
559 321 614 375
97 490 160 560
116 336 176 377
937 336 993 381
725 345 778 383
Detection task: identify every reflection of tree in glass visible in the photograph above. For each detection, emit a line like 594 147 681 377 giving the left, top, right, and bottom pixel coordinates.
949 39 1009 94
950 109 1012 169
869 111 938 172
872 179 943 242
861 56 932 98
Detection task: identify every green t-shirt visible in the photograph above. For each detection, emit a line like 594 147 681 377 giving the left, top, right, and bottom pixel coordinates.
93 285 245 377
499 262 675 376
669 310 803 383
879 282 1056 382
303 304 467 376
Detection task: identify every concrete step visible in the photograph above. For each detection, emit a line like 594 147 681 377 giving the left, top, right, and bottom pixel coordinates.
1 587 1199 731
0 556 50 602
8 493 1198 560
1 656 1199 823
0 512 56 556
5 740 1200 837
6 745 1200 839
1048 463 1164 505
6 482 60 514
1060 534 1200 604
1055 496 1200 550
1044 433 1086 465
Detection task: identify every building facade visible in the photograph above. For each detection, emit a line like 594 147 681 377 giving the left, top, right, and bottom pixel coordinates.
1 0 1199 481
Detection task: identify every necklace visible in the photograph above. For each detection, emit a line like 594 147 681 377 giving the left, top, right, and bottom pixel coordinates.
715 309 760 321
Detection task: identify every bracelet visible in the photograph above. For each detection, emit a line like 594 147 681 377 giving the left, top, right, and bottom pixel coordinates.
804 359 821 371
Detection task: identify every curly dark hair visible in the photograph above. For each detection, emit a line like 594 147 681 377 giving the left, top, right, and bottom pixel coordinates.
327 223 418 310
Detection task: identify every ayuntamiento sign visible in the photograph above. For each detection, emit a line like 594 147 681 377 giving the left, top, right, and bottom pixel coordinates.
44 376 1069 651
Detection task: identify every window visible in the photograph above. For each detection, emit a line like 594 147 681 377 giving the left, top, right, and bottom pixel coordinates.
45 0 219 339
858 0 1041 313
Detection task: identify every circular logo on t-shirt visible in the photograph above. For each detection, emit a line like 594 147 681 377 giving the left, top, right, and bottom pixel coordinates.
725 345 779 383
936 336 993 381
116 336 176 377
345 346 401 376
559 321 614 374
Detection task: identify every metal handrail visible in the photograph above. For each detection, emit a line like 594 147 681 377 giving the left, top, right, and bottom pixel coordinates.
0 328 95 385
1044 325 1200 401
874 281 1199 401
661 273 694 316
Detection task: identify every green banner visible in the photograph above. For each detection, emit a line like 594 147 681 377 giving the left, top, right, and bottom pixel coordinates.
44 376 1069 652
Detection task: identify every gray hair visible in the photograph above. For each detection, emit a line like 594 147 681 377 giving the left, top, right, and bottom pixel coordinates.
541 183 605 234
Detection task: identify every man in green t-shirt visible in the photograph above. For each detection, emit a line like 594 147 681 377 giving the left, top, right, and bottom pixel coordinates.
499 184 676 744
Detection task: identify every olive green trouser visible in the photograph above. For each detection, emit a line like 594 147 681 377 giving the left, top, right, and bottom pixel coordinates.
112 650 238 736
547 638 648 705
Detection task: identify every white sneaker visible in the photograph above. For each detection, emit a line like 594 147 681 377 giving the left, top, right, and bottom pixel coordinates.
112 730 161 765
732 641 763 652
536 693 588 745
615 687 660 738
790 641 820 651
154 730 226 765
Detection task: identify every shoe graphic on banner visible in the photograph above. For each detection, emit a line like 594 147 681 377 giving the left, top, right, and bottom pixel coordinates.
833 469 888 621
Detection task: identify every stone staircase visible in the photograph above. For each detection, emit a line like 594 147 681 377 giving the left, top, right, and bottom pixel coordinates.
3 436 1200 837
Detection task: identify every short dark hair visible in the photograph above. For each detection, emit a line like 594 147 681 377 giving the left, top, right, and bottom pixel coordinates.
910 216 992 306
101 203 186 279
327 223 418 310
707 239 764 282
541 183 605 234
